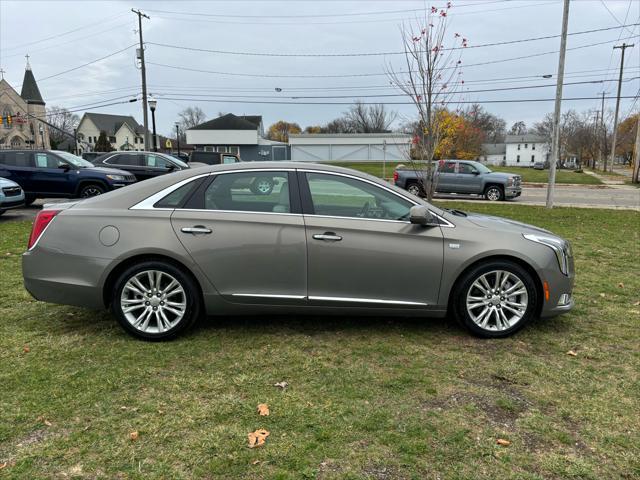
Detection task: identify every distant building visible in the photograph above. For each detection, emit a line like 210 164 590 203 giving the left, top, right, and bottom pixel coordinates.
76 112 146 153
479 134 549 167
186 113 289 161
0 59 50 149
289 133 411 162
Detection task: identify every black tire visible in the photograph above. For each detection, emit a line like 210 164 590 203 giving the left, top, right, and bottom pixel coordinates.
79 183 106 198
111 260 202 341
451 259 538 338
484 185 504 201
406 182 423 197
0 210 5 216
24 195 36 206
250 177 274 195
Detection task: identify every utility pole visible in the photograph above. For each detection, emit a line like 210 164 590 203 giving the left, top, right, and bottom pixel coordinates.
609 43 634 173
132 9 150 150
599 91 607 170
632 114 640 184
546 0 570 209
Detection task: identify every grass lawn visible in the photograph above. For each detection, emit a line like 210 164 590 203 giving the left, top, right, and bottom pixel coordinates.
330 162 603 185
1 204 639 479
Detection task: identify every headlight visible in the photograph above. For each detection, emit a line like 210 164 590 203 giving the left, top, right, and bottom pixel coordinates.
508 177 515 186
523 233 572 275
106 174 125 181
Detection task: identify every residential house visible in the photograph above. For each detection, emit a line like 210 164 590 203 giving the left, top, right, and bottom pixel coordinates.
289 133 411 162
478 143 506 166
478 134 549 167
76 113 146 153
186 113 289 161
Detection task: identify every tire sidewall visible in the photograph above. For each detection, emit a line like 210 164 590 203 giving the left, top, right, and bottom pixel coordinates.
407 183 422 196
112 260 201 341
453 260 538 338
79 183 106 198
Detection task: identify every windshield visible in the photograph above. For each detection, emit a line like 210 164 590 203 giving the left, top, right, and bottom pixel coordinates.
470 161 492 174
53 151 94 168
161 153 189 169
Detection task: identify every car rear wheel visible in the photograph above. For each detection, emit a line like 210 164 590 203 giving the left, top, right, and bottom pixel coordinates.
79 183 105 198
24 195 36 206
112 261 201 340
452 260 538 338
484 185 504 201
406 182 423 197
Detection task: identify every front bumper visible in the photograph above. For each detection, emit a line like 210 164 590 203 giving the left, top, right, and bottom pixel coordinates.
505 187 522 198
0 197 26 210
539 256 575 318
107 181 136 190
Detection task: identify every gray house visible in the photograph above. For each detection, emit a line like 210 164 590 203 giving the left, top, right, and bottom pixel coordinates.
186 113 289 161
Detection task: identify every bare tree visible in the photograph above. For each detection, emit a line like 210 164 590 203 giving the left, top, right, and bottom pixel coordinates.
177 107 207 139
386 3 466 200
508 121 528 135
463 104 506 143
345 101 397 133
47 106 79 148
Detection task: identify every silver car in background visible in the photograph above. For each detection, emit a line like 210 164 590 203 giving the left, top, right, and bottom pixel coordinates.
0 177 25 215
22 162 574 340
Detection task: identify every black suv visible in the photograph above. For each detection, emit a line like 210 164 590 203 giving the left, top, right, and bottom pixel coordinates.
189 151 240 165
0 150 136 204
93 151 190 182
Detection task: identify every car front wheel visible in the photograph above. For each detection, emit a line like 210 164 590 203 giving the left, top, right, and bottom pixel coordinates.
79 183 105 198
452 260 538 338
112 261 201 340
484 185 504 201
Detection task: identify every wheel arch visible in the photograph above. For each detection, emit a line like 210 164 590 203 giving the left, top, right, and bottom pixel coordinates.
102 253 205 309
445 254 544 317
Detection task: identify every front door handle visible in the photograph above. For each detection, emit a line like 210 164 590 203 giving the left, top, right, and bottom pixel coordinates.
313 232 342 241
181 226 212 235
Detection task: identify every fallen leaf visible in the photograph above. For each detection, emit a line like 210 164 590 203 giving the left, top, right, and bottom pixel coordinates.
120 406 128 411
23 345 30 353
130 431 139 441
0 462 7 470
257 404 270 416
251 460 260 465
496 438 511 446
273 381 288 389
36 416 52 426
599 293 606 298
248 429 270 448
567 350 578 357
633 301 640 306
617 282 624 288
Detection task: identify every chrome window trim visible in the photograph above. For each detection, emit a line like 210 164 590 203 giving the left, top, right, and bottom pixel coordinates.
309 295 427 306
232 293 306 300
178 208 302 217
300 169 455 228
130 173 212 210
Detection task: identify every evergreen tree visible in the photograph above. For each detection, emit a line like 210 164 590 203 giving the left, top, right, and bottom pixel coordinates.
94 131 114 152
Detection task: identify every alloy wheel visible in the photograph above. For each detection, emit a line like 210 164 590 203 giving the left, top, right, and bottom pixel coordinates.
120 270 187 334
407 184 421 196
465 270 528 332
81 186 103 197
485 187 501 201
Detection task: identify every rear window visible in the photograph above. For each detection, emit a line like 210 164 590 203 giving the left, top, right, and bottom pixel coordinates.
1 152 32 167
153 180 200 208
107 154 142 166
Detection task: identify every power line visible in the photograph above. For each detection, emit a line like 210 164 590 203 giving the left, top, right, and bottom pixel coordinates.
146 24 638 58
146 35 640 79
599 0 637 36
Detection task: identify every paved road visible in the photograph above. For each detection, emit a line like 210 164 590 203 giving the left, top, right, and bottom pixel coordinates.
1 184 638 224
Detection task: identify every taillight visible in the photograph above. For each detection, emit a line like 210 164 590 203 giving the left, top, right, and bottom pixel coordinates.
28 210 61 250
393 171 398 183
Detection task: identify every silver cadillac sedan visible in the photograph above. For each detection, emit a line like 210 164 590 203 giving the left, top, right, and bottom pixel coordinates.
22 162 574 340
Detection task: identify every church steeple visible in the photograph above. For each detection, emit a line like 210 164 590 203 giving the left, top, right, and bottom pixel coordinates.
20 55 45 106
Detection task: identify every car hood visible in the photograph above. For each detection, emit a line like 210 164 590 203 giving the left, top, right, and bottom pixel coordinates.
0 177 20 188
79 166 133 176
464 212 553 235
484 171 519 180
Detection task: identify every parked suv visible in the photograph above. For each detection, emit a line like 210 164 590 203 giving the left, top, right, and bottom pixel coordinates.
394 160 522 201
0 177 25 215
189 151 241 165
92 151 190 182
0 150 136 204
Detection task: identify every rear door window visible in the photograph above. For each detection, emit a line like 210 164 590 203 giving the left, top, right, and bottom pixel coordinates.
107 154 141 166
145 154 170 168
2 152 33 167
34 152 62 169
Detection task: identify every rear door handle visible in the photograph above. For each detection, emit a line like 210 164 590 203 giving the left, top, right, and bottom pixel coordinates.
313 232 342 241
181 226 212 235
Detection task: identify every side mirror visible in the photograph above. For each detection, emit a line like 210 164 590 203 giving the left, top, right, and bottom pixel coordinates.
409 205 436 226
166 163 176 171
58 163 71 171
473 170 480 175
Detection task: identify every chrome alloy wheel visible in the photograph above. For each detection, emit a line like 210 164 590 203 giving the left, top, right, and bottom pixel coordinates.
81 186 103 197
465 270 528 331
407 184 422 196
120 270 187 334
485 187 501 201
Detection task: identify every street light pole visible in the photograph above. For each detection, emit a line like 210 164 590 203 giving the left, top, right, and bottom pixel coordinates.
176 123 181 157
149 97 158 152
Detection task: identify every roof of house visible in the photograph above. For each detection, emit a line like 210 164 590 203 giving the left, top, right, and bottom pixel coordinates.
505 134 547 144
20 68 45 105
82 113 145 135
190 113 262 131
481 143 506 155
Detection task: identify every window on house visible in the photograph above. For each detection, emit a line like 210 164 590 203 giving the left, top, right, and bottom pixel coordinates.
531 155 535 162
517 155 520 163
517 144 521 150
109 136 116 143
532 144 536 150
134 137 138 144
503 155 506 161
217 146 228 153
525 143 528 149
228 146 239 155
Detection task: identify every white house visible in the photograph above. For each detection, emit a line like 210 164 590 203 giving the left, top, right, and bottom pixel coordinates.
478 143 506 166
289 133 411 162
76 113 146 152
504 134 549 167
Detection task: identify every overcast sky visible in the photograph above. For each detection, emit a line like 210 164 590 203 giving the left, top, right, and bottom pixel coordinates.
1 0 638 136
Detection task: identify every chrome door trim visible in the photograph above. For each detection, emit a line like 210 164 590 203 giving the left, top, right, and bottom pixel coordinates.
130 173 212 210
299 169 454 228
231 293 306 300
308 295 427 306
176 208 302 217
